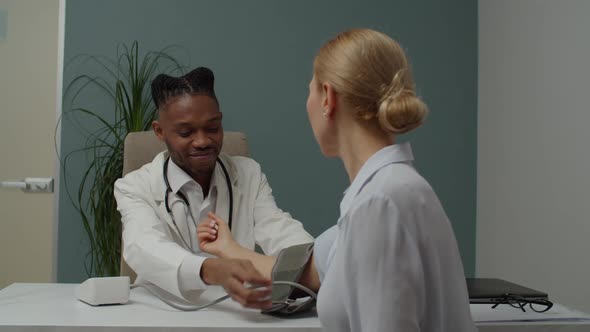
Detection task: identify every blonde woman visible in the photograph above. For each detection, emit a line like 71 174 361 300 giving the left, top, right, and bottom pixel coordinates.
198 29 475 331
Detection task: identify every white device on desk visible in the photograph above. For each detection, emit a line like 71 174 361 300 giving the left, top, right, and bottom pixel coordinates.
76 276 130 306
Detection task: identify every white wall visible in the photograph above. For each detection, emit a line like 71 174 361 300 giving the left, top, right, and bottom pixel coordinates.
478 0 590 312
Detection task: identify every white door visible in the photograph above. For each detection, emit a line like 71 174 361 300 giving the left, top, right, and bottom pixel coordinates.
0 0 63 288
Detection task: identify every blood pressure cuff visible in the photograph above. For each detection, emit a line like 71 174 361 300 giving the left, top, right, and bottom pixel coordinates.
261 242 315 316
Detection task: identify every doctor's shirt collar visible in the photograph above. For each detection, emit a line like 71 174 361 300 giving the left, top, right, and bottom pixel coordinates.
167 158 218 195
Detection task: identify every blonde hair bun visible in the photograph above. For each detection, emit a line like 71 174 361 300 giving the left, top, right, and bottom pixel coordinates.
314 29 428 135
377 89 428 134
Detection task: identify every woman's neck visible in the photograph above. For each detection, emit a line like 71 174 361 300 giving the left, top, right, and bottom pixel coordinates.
338 121 394 183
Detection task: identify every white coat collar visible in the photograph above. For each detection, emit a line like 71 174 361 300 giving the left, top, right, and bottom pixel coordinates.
339 142 414 220
151 151 240 202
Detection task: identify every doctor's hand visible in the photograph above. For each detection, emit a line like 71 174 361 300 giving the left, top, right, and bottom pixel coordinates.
200 258 272 309
197 212 239 257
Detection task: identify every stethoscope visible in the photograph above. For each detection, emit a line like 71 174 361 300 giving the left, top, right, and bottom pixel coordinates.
163 156 233 252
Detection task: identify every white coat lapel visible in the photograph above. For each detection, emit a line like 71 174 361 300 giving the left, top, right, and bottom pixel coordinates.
157 198 186 242
229 185 243 231
152 151 192 246
215 153 242 232
215 182 230 225
215 179 243 231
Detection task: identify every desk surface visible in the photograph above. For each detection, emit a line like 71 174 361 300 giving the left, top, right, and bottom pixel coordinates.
1 283 589 332
0 283 320 331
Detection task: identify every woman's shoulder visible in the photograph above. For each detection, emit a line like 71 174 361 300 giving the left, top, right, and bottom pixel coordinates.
368 162 434 199
346 163 442 226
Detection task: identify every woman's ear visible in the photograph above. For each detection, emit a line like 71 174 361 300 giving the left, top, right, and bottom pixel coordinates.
321 82 338 118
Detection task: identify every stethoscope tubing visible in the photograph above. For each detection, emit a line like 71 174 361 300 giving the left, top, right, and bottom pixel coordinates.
162 156 233 252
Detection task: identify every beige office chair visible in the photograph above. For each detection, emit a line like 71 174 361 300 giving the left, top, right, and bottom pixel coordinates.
120 130 249 282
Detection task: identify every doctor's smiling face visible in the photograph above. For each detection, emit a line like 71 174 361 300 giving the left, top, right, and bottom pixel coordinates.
150 67 223 182
153 94 223 179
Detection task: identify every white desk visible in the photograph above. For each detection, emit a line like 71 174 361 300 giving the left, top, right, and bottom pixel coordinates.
472 303 590 332
1 283 589 332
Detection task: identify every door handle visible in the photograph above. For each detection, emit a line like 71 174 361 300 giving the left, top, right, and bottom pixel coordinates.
0 177 54 193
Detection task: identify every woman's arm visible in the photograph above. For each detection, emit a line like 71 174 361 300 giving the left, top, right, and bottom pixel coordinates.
198 213 320 291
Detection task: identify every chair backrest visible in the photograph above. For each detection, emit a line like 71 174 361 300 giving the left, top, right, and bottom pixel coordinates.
122 130 250 176
120 130 249 282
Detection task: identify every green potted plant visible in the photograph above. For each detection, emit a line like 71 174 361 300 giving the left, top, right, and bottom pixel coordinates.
60 41 185 277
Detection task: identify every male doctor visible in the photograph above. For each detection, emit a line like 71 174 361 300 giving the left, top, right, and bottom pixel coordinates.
114 67 313 309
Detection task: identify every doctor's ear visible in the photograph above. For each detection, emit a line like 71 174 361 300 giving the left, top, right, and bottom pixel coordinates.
321 82 337 118
152 121 164 141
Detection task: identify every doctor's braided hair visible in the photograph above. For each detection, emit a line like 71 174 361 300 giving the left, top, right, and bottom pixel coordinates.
150 67 219 109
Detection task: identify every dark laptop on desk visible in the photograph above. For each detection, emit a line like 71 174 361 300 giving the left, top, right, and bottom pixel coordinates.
466 278 549 303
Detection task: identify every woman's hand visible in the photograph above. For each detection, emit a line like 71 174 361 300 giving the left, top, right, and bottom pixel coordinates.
198 213 276 280
197 212 240 257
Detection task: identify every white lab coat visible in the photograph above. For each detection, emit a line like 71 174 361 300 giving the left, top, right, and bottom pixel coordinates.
114 151 313 301
314 143 476 332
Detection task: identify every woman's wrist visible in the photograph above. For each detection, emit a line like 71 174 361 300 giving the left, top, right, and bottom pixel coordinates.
217 241 244 259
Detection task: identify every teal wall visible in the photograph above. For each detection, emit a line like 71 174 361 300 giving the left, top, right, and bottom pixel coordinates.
58 0 477 281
